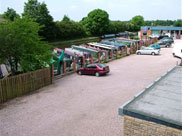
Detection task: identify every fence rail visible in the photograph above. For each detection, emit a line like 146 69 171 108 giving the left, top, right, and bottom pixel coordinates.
0 67 52 103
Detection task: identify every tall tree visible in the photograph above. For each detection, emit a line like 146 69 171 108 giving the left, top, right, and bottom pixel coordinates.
0 18 52 74
174 19 182 27
56 16 86 39
81 9 110 36
2 8 20 21
22 0 56 40
130 15 144 31
62 15 70 22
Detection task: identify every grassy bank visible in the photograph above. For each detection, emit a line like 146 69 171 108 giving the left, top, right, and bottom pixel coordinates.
49 37 100 49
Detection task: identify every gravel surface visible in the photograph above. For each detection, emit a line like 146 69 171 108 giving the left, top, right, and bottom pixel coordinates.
0 41 181 136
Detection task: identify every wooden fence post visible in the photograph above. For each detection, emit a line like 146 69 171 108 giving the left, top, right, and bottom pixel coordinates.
116 49 118 57
83 56 85 67
136 43 138 51
105 51 108 62
51 64 54 83
63 61 66 74
125 47 128 56
98 53 101 63
73 59 76 71
110 49 113 59
121 47 123 57
131 44 133 54
90 55 93 64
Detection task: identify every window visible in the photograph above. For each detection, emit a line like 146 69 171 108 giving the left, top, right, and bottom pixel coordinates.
97 64 106 68
86 64 97 68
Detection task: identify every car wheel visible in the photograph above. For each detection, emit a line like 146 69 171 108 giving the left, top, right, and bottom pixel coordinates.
151 52 155 56
95 72 100 77
137 52 141 55
78 71 82 75
166 44 170 47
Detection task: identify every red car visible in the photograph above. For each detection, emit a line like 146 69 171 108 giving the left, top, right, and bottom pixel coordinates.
77 63 110 77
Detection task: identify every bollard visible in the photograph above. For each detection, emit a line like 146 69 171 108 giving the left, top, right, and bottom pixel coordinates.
73 59 76 71
63 61 66 74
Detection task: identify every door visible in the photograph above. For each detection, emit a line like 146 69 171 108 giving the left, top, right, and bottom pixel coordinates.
85 64 97 75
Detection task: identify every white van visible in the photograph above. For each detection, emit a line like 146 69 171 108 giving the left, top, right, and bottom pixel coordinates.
172 43 182 58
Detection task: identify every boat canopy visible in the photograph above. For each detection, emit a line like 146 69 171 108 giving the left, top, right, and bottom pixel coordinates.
88 42 113 50
80 44 105 52
101 40 126 48
65 48 88 56
72 45 99 55
54 48 82 57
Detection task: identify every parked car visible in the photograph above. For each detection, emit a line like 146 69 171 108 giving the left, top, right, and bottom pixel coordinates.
158 35 169 40
157 41 171 48
149 34 159 39
160 38 174 44
77 63 110 77
161 37 174 42
149 43 161 50
136 47 160 55
172 44 182 58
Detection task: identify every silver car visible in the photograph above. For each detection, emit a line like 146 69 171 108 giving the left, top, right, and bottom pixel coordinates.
136 47 160 55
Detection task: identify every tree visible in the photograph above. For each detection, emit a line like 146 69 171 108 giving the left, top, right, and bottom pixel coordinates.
174 19 182 27
22 0 56 40
62 15 70 22
2 8 20 21
0 18 52 74
56 17 86 39
130 15 144 31
81 9 110 36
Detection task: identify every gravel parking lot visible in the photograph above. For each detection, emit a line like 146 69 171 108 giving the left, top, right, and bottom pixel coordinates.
0 40 181 136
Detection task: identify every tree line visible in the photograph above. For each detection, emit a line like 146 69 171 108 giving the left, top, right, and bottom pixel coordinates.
1 0 181 42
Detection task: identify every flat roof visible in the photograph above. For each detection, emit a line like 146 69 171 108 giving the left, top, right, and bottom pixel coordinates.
141 26 182 31
119 66 182 129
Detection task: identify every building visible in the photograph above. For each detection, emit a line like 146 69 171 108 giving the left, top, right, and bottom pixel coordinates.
119 66 182 136
140 26 182 39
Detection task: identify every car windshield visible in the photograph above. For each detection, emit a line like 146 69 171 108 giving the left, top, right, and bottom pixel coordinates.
97 64 106 68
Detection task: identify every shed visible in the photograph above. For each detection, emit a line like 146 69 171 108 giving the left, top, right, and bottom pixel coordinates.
119 66 182 136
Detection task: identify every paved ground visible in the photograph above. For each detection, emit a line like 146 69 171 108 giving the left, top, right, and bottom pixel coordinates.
0 41 181 136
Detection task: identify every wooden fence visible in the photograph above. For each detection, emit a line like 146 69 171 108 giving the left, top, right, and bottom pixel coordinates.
0 67 52 103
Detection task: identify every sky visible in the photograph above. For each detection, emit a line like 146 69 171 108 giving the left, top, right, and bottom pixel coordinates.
0 0 182 21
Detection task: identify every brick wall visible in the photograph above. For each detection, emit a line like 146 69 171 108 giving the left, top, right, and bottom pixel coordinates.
124 116 182 136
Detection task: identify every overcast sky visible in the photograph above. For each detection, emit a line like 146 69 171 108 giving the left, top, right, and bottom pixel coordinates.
0 0 182 21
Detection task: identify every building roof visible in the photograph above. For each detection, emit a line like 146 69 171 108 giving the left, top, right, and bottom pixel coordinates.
141 26 182 31
119 66 182 129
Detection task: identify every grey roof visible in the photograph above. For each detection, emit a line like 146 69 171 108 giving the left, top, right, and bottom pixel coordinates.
141 26 182 31
119 66 182 128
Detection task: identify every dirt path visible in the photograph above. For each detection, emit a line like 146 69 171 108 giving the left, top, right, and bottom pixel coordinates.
0 42 180 136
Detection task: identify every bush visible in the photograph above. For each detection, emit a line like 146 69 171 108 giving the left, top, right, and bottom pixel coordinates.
116 56 121 59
